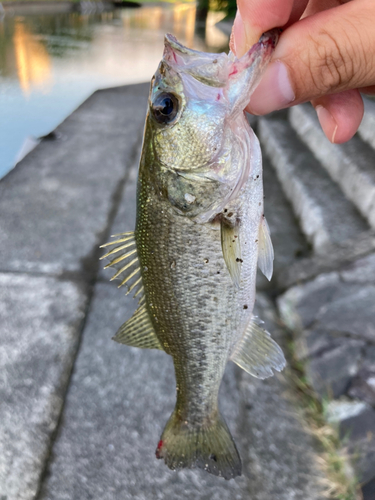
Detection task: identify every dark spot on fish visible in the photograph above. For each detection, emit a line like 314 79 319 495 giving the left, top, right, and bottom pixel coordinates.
210 454 217 462
236 258 243 263
255 239 258 242
214 147 217 151
227 212 233 217
232 240 235 243
234 235 237 238
224 209 227 213
259 202 261 206
217 271 220 274
256 175 259 178
216 93 221 101
243 305 248 309
245 403 252 410
213 296 218 302
204 258 209 264
213 59 218 64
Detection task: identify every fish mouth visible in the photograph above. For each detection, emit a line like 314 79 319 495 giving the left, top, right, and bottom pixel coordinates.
163 33 229 88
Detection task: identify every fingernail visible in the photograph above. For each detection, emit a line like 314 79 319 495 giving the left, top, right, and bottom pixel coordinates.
247 61 295 115
232 10 246 57
315 105 338 143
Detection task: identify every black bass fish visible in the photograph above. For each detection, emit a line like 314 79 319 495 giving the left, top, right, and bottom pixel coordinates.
101 30 286 480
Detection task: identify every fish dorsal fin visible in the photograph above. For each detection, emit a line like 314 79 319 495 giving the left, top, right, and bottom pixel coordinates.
100 231 144 300
258 217 274 281
230 316 286 379
101 232 162 350
221 219 241 289
113 304 163 350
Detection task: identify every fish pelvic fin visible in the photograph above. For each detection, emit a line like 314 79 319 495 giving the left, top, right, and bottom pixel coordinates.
100 231 144 301
221 218 241 289
257 216 274 281
231 316 286 379
156 410 241 480
113 303 163 350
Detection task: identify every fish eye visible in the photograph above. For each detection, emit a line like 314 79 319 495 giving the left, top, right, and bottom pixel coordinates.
152 92 179 125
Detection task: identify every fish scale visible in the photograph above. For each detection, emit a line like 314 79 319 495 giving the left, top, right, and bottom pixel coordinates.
101 30 286 480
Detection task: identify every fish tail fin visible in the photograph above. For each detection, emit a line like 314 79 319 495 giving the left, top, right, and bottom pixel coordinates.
155 409 242 480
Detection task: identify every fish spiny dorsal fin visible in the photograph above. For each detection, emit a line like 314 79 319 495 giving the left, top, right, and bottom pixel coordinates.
257 216 274 281
113 304 163 350
100 231 144 300
230 316 286 379
221 218 241 289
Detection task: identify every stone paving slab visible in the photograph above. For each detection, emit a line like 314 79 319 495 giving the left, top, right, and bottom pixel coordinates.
257 154 310 291
290 104 375 229
358 98 375 149
0 83 149 276
39 283 324 500
278 262 375 487
259 114 369 253
0 272 87 500
99 151 139 284
278 230 375 290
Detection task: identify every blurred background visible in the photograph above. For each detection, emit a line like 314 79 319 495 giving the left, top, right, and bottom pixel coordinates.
0 0 234 177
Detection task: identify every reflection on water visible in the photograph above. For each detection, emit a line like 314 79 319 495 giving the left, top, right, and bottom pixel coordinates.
0 4 229 177
13 22 52 94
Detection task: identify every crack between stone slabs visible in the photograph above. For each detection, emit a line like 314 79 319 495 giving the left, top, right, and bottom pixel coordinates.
280 235 375 291
0 267 89 285
232 362 255 495
33 125 144 500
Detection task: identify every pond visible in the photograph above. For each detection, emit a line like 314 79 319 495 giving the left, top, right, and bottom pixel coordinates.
0 2 229 178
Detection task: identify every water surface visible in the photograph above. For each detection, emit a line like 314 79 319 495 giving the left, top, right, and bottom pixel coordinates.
0 3 228 177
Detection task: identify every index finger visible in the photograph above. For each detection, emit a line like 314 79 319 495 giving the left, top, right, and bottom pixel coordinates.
236 0 308 47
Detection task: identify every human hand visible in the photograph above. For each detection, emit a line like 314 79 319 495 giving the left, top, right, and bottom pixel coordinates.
231 0 375 143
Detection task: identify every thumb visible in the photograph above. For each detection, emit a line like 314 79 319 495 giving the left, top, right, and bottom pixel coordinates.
246 0 375 115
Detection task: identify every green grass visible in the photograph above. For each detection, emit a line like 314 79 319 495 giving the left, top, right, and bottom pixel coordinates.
287 341 361 500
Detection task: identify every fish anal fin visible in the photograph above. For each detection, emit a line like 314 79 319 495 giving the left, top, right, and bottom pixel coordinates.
221 219 241 289
230 316 286 379
258 216 274 281
113 304 163 350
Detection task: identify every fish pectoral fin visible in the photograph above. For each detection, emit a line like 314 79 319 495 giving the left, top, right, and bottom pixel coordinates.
221 219 241 289
100 231 144 300
230 316 286 379
257 216 274 281
113 303 163 350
